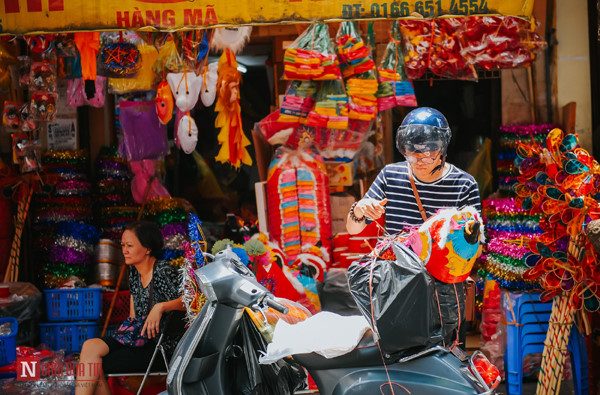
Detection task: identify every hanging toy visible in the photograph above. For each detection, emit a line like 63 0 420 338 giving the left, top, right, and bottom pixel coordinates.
25 34 55 55
155 80 174 125
210 27 252 54
167 72 203 154
100 42 141 77
405 206 485 283
200 62 218 107
214 49 252 168
177 114 198 155
167 71 203 112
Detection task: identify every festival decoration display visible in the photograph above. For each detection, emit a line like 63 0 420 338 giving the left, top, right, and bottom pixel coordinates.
180 213 208 323
399 18 476 81
210 27 252 55
31 150 100 288
498 124 554 195
376 20 417 111
167 71 203 154
479 197 542 290
100 42 141 77
513 128 600 394
284 23 341 81
143 198 195 269
214 49 252 168
404 206 484 283
305 80 348 130
93 146 137 242
278 80 316 126
336 22 378 123
458 16 546 70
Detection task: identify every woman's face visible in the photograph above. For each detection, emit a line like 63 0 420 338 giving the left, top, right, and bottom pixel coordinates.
121 229 150 265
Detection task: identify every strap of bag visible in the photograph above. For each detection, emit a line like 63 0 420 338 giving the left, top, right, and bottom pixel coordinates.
408 165 428 222
147 264 156 315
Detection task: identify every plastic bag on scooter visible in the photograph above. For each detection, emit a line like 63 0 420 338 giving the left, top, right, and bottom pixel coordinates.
231 312 307 395
348 241 444 353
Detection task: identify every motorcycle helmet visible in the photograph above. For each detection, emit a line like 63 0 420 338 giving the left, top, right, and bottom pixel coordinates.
396 107 451 173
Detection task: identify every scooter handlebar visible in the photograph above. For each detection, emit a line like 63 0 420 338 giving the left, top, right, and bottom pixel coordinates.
265 297 289 314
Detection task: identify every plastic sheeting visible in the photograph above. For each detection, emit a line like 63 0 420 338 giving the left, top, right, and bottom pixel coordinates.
348 242 444 353
259 311 372 364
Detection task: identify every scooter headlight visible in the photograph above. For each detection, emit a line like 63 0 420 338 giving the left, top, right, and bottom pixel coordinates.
195 270 217 302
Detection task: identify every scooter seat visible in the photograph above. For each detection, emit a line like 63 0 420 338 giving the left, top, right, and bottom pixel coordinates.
293 334 385 370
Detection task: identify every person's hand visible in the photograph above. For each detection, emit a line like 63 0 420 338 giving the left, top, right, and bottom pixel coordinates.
141 303 164 339
354 198 387 221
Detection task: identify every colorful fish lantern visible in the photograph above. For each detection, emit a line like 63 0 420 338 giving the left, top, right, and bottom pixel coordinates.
405 206 485 283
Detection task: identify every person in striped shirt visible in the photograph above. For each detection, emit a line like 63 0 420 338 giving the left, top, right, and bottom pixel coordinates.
346 106 481 348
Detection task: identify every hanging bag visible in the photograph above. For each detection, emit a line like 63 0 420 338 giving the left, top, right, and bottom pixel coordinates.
113 267 155 347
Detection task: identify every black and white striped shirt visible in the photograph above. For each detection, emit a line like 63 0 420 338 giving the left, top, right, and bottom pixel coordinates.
364 162 482 234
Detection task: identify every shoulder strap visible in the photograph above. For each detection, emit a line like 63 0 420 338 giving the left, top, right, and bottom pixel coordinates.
408 165 428 222
147 264 156 315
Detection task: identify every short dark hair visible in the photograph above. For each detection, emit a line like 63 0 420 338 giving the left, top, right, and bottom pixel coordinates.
124 220 164 259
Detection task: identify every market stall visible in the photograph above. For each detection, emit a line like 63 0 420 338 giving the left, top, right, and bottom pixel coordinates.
2 0 597 393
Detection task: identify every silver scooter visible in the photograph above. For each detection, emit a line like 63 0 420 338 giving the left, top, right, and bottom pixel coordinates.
165 246 498 394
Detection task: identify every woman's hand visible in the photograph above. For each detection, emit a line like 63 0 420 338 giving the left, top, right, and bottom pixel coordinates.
354 198 387 221
141 303 164 339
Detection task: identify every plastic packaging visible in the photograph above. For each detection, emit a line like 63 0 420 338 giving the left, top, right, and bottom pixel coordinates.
231 312 306 395
30 61 57 92
305 80 348 130
284 23 341 81
376 21 417 110
245 298 312 342
458 16 546 70
278 80 317 126
118 100 168 161
130 159 171 204
30 91 57 122
67 76 106 108
348 242 444 353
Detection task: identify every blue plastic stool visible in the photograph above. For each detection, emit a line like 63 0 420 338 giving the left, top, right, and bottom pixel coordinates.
504 305 589 395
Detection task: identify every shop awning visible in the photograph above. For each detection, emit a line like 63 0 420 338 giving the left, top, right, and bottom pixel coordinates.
0 0 534 35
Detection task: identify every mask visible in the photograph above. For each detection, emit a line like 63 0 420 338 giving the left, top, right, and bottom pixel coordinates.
155 80 174 125
167 72 203 112
177 114 198 154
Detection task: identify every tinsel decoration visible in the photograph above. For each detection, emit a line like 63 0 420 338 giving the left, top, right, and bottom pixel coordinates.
33 149 99 288
180 213 207 323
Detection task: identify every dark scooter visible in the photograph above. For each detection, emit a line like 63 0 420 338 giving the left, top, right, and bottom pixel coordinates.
165 246 498 394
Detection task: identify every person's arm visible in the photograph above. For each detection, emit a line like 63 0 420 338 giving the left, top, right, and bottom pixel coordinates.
346 168 388 235
142 263 185 338
346 198 387 235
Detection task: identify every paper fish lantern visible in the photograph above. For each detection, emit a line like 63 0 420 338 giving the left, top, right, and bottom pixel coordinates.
406 206 484 283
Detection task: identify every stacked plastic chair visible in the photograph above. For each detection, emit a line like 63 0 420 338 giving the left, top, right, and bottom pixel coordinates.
503 291 589 395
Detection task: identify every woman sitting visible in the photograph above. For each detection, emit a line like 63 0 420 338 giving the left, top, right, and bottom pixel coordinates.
76 220 185 395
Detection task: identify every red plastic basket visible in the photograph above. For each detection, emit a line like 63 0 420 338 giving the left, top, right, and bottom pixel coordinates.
102 290 131 324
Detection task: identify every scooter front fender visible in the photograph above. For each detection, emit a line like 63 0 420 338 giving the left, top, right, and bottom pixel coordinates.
167 302 216 394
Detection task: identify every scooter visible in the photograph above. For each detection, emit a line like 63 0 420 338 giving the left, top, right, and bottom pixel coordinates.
165 246 499 394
